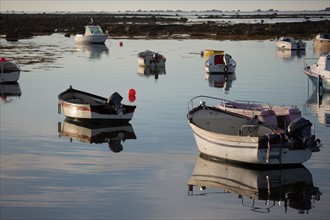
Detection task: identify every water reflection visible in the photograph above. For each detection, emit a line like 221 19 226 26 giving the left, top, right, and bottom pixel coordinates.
305 84 330 126
187 154 321 214
137 65 166 80
58 118 136 153
205 73 236 91
313 44 330 57
75 43 109 60
276 49 306 61
0 82 21 103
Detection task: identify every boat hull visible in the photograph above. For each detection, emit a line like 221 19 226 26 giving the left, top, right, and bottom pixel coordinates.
303 68 330 91
0 60 21 83
58 87 136 123
75 35 107 44
189 122 312 165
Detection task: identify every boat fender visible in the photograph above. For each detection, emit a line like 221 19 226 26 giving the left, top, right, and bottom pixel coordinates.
108 92 123 107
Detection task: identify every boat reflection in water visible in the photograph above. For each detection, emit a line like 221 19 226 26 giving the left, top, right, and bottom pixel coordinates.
313 44 330 57
0 82 21 103
276 49 306 61
187 154 321 214
58 118 136 153
205 73 236 91
137 65 166 80
75 43 109 60
305 84 330 126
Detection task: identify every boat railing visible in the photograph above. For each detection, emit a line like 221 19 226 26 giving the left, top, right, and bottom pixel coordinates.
187 95 232 112
303 58 318 67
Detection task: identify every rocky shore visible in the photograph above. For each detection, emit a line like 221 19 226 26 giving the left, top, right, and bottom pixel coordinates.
1 13 330 40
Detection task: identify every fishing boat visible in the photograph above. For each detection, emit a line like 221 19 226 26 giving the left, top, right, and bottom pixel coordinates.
187 155 322 214
313 33 330 46
276 36 306 50
137 50 166 67
75 25 108 44
0 57 21 83
187 95 321 165
58 118 136 153
303 53 330 91
204 53 236 74
202 49 224 59
58 86 136 123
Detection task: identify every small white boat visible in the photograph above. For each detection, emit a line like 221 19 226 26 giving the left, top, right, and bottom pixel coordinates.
276 36 306 50
58 118 136 153
75 25 108 44
0 57 21 83
313 33 330 46
205 53 236 74
187 155 322 214
137 50 166 67
303 53 330 91
58 86 136 123
187 96 321 165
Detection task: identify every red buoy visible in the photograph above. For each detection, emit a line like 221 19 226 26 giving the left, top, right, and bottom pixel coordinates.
119 41 123 47
128 88 136 96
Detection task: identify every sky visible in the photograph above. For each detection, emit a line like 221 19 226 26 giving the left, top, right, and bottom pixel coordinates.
1 0 329 12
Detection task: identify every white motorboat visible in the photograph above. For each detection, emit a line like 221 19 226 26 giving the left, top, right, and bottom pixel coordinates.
313 33 330 46
137 50 166 67
0 57 21 83
75 25 108 44
58 86 136 123
187 95 321 165
205 53 236 74
187 155 322 214
276 36 306 50
303 53 330 91
58 118 136 153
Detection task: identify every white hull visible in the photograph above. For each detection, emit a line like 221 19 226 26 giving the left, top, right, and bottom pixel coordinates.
276 37 306 50
0 71 20 83
0 60 21 83
303 54 330 91
190 122 312 165
75 35 108 44
205 54 236 74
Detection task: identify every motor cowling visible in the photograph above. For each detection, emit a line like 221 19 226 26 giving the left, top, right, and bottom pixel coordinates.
287 117 317 150
108 92 123 107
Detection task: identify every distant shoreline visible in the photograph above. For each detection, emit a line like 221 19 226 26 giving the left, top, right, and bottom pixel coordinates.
1 13 329 40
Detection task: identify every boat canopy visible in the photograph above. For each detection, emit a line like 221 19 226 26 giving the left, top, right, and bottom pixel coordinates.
85 26 104 35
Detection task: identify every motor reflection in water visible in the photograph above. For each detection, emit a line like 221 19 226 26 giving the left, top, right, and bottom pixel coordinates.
0 82 21 103
137 65 166 80
305 82 330 126
75 43 109 60
187 154 321 214
205 73 236 92
58 118 136 153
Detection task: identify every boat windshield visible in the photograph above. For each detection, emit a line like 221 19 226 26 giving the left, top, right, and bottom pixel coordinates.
86 26 104 34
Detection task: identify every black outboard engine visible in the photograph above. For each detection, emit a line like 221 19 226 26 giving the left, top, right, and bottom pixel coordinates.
108 92 123 107
287 117 318 151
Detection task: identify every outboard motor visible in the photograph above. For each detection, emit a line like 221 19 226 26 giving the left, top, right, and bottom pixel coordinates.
287 117 318 151
108 92 123 107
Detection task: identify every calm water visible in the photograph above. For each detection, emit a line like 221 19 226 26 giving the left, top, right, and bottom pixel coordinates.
1 34 329 219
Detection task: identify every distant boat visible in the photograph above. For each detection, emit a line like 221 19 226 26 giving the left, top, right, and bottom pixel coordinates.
313 33 330 46
204 53 236 74
58 118 136 153
187 95 321 165
58 86 136 123
303 53 330 91
0 57 21 83
75 25 108 44
202 49 224 59
276 36 306 50
187 155 322 214
137 50 166 67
